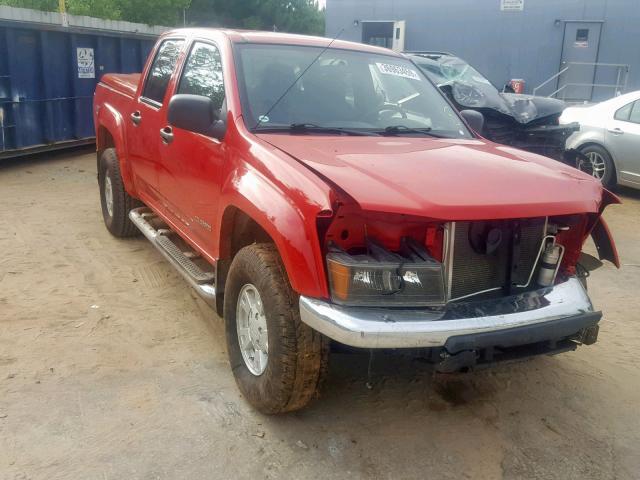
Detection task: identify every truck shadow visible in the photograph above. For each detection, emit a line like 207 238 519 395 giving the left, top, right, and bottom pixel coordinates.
319 350 512 409
260 347 621 478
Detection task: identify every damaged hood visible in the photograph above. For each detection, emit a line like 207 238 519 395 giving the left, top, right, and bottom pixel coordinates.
447 83 566 124
259 134 603 220
494 92 566 124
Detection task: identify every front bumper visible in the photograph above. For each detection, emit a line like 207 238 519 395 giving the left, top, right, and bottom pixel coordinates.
299 277 600 349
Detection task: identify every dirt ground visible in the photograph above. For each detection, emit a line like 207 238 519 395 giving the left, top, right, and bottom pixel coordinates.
1 149 639 480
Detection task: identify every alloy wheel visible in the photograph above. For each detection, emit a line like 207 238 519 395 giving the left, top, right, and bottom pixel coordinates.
236 283 269 375
104 175 114 217
578 151 606 180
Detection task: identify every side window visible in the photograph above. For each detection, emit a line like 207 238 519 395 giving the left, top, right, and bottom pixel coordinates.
614 101 633 121
142 39 184 104
178 42 225 111
629 101 640 124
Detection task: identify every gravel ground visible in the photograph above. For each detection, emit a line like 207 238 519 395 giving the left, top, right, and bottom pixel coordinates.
1 149 639 480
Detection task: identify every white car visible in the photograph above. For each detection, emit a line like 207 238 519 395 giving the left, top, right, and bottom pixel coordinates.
561 91 640 189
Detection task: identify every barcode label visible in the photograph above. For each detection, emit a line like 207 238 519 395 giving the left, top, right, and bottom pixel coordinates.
376 63 421 81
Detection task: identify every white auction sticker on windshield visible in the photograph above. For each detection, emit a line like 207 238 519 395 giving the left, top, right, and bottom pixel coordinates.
376 63 420 81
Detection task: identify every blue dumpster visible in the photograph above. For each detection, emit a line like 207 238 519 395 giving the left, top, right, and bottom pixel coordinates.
0 6 164 159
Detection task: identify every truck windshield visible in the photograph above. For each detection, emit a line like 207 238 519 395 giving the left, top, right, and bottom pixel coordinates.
235 44 471 138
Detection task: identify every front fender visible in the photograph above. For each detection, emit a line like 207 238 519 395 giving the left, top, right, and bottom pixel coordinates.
584 189 621 268
591 216 620 268
566 127 605 152
219 163 332 298
96 103 134 193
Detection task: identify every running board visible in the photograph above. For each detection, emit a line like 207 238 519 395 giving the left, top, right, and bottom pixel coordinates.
129 207 216 307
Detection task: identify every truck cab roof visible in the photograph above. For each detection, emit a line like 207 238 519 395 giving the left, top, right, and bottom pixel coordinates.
160 28 400 56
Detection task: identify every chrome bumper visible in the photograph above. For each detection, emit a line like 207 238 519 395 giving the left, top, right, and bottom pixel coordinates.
299 278 597 349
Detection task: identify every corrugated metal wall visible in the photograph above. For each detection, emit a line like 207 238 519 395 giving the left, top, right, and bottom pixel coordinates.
326 0 640 99
0 7 160 158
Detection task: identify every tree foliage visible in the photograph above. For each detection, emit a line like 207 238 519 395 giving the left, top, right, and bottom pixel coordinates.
1 0 190 26
0 0 325 33
187 0 325 35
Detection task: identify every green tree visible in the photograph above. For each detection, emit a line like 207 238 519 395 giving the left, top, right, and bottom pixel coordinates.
0 0 191 26
186 0 325 35
0 0 324 31
0 0 57 9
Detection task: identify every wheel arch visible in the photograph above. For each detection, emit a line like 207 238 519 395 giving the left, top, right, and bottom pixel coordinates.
215 196 328 317
96 105 135 194
215 206 273 316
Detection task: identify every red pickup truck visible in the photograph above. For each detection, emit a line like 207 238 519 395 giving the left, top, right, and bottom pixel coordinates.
94 28 619 413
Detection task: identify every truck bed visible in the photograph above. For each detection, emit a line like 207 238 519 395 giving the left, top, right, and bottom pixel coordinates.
100 73 141 97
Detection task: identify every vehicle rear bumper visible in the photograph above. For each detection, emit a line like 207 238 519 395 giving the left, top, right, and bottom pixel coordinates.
299 277 600 349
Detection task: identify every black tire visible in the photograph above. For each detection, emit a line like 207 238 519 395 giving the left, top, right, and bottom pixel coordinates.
98 148 142 237
578 144 617 189
224 243 329 414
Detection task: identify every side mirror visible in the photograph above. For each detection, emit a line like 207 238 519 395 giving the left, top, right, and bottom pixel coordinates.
168 94 226 140
460 109 485 134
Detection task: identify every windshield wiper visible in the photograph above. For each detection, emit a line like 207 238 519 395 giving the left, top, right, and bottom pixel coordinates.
381 125 448 138
255 123 379 136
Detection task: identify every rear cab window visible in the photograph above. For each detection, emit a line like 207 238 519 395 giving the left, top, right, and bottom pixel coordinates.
142 38 185 105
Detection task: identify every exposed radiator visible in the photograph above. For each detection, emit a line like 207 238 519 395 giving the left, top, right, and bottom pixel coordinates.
447 218 546 301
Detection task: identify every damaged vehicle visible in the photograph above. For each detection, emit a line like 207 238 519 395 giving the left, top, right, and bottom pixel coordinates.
560 90 640 190
94 29 619 413
406 51 581 163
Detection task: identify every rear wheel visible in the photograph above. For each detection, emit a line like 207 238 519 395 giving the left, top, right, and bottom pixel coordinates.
224 243 329 414
98 148 142 237
577 144 616 189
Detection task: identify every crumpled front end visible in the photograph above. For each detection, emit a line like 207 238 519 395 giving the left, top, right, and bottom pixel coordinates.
440 82 579 162
300 200 616 371
482 111 580 162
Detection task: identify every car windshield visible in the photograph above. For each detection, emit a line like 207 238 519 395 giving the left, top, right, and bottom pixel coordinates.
415 56 495 88
413 55 518 115
235 44 471 138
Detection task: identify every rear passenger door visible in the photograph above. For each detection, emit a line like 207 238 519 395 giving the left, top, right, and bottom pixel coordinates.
607 99 640 185
127 38 184 204
160 40 227 254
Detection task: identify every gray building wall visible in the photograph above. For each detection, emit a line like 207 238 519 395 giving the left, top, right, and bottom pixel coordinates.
326 0 640 99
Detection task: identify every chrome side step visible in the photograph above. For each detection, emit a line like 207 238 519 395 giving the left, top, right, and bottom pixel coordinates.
155 235 214 284
129 207 216 306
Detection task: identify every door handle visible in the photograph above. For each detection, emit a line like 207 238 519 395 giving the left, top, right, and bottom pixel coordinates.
130 111 142 126
607 128 624 135
160 126 174 144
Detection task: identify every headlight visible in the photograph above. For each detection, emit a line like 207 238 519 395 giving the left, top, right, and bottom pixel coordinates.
326 241 446 307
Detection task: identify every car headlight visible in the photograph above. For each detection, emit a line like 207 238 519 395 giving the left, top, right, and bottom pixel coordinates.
326 245 446 307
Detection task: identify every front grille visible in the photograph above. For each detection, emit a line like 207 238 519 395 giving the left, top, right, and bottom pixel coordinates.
447 219 546 301
512 219 547 286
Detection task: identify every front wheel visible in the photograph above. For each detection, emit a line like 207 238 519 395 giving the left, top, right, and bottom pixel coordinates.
577 145 616 189
224 244 329 414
